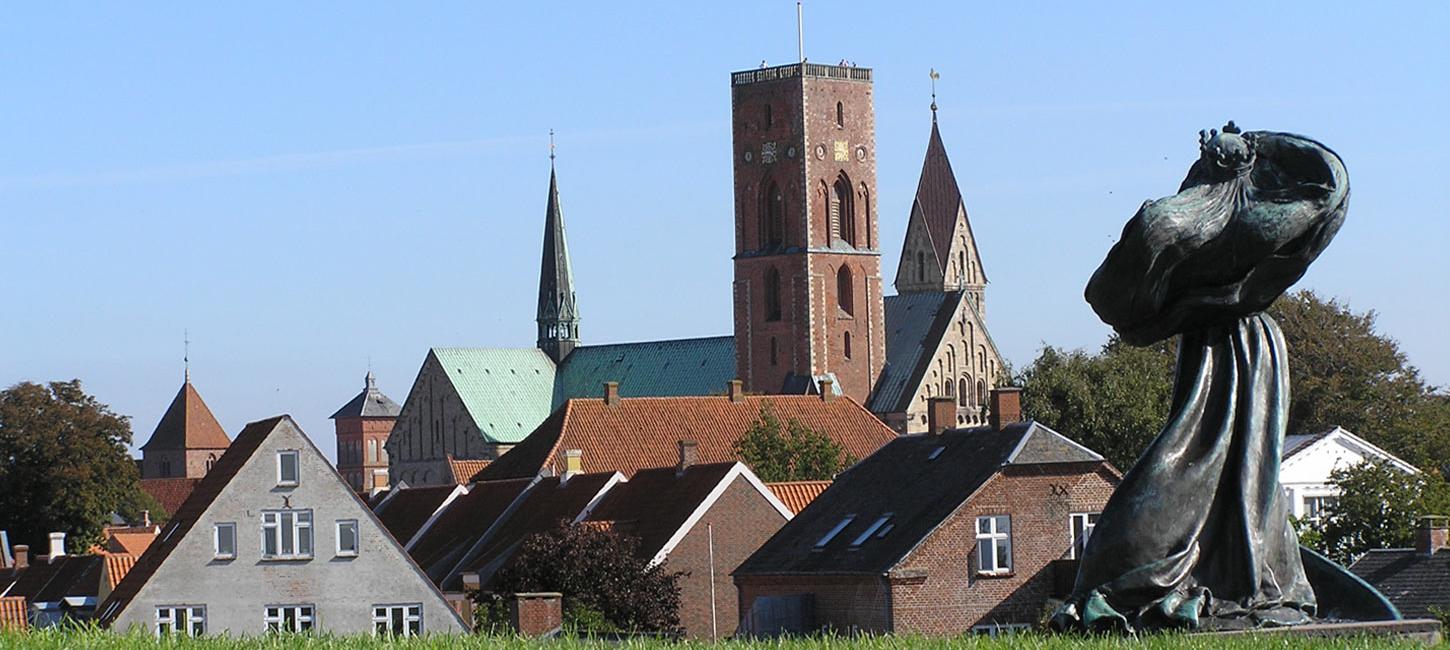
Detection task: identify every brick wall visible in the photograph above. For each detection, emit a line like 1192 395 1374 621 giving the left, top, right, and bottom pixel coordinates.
665 475 788 639
888 463 1118 634
735 574 891 634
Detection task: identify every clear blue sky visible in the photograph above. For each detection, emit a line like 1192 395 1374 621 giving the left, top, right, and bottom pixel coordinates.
3 2 1447 462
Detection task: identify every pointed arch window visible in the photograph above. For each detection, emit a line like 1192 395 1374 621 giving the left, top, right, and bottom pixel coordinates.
978 379 988 409
833 174 856 247
836 101 844 128
843 331 852 360
836 266 854 317
959 379 969 407
860 183 872 249
764 267 782 322
916 251 926 283
959 251 967 285
761 180 785 249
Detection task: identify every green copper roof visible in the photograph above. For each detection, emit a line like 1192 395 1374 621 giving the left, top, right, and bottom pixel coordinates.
430 348 558 444
553 336 736 406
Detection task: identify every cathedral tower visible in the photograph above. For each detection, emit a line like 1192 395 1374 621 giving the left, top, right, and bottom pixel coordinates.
537 151 580 363
731 63 886 404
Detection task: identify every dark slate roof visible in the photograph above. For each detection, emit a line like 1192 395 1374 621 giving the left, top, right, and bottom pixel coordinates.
140 381 230 452
870 291 958 413
5 555 102 603
911 120 983 281
735 420 1105 576
330 371 401 419
585 463 740 561
407 478 534 585
553 336 737 406
1349 548 1450 619
98 416 284 624
476 394 898 482
373 485 459 546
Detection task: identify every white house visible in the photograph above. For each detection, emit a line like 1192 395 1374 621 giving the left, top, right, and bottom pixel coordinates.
1280 426 1420 525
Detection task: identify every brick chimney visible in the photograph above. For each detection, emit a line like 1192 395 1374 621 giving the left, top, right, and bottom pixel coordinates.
1415 516 1448 557
48 532 66 562
989 387 1023 431
561 449 583 483
818 378 835 402
927 397 956 435
12 545 27 570
603 381 620 406
677 440 699 476
727 379 744 403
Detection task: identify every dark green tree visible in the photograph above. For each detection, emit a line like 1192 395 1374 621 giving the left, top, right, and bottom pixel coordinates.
481 521 684 635
0 380 154 550
1315 459 1450 564
732 403 856 482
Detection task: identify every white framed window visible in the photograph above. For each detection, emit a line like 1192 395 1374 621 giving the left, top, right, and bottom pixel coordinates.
336 520 359 557
815 515 856 548
264 604 315 633
976 515 1012 574
373 604 422 637
213 522 236 560
155 605 205 637
1070 513 1100 559
261 509 313 560
1303 496 1338 525
277 450 300 486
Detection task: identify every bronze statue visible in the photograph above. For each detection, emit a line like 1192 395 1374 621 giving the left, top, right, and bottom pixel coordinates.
1052 123 1355 631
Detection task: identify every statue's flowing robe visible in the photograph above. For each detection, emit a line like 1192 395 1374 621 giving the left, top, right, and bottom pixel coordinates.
1056 131 1348 631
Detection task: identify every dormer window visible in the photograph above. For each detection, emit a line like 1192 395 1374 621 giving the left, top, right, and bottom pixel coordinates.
816 515 856 548
850 514 893 547
928 446 946 461
277 450 300 486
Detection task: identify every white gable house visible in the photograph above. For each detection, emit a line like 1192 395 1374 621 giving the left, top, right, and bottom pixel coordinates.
99 415 464 637
1281 426 1420 525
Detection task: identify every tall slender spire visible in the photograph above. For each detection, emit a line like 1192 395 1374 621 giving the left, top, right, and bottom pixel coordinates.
536 133 580 363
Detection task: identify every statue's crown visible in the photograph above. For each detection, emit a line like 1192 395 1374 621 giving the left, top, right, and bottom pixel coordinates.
1199 121 1255 174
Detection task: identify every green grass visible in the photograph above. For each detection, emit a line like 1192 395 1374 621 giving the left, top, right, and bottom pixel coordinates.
0 629 1436 650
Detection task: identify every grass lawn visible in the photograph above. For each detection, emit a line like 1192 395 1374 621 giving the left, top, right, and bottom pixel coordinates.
0 629 1437 649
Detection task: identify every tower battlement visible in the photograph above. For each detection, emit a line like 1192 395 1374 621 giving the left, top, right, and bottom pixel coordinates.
730 63 872 87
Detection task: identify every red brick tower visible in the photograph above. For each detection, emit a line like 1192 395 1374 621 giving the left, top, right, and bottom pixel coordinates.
330 371 401 492
731 63 885 404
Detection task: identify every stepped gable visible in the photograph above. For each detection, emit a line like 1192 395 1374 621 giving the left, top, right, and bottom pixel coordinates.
476 393 899 481
140 381 230 452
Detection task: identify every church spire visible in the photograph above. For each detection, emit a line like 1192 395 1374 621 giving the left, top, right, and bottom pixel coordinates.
537 132 580 363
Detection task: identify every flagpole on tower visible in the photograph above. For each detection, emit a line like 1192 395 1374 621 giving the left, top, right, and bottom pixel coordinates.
796 1 805 63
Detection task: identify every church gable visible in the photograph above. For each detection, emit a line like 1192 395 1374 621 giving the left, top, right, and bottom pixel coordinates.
894 206 945 294
885 291 1007 433
105 416 463 636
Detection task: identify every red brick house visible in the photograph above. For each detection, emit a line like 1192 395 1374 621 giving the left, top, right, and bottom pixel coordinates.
474 381 897 482
734 416 1119 636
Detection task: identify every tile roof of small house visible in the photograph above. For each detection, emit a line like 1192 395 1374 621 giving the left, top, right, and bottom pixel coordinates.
1349 548 1450 619
140 380 231 451
104 528 158 556
767 480 833 515
330 371 401 419
0 596 25 630
7 555 102 604
586 463 739 561
138 478 203 518
735 421 1108 577
475 394 898 482
447 457 491 485
101 554 137 591
373 484 461 546
407 478 535 585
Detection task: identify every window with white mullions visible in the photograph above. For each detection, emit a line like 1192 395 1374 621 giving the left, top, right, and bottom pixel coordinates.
1070 513 1100 559
261 509 313 559
372 604 422 637
264 605 315 633
976 515 1012 574
155 606 205 637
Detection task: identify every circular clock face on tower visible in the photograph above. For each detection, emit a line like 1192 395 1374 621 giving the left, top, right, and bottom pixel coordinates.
856 145 868 162
744 150 753 162
815 144 826 160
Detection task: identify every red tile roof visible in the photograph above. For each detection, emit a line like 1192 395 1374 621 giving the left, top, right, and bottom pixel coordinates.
477 394 898 481
104 528 158 555
139 478 202 517
0 596 25 630
373 485 460 546
101 554 137 591
140 381 231 451
408 478 534 586
585 463 740 561
767 480 832 515
447 456 491 485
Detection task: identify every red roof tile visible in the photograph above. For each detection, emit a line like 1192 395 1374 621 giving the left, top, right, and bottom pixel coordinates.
140 381 231 452
373 485 460 546
447 456 491 485
101 554 137 591
477 394 898 481
458 472 620 591
767 480 832 515
407 478 534 585
139 478 202 517
0 596 25 630
104 529 158 555
585 463 739 560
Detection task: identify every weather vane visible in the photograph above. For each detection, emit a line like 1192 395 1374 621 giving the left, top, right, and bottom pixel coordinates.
184 329 190 382
549 129 556 164
930 68 940 118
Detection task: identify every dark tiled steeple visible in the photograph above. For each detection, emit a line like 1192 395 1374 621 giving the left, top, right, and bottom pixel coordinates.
537 150 580 363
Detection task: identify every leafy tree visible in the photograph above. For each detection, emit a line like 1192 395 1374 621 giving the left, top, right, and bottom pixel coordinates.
481 521 684 635
1019 290 1450 473
0 380 154 550
1315 459 1450 564
732 403 856 482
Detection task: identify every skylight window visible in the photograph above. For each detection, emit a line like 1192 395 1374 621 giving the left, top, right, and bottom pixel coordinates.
815 515 856 548
928 446 946 461
851 514 893 547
